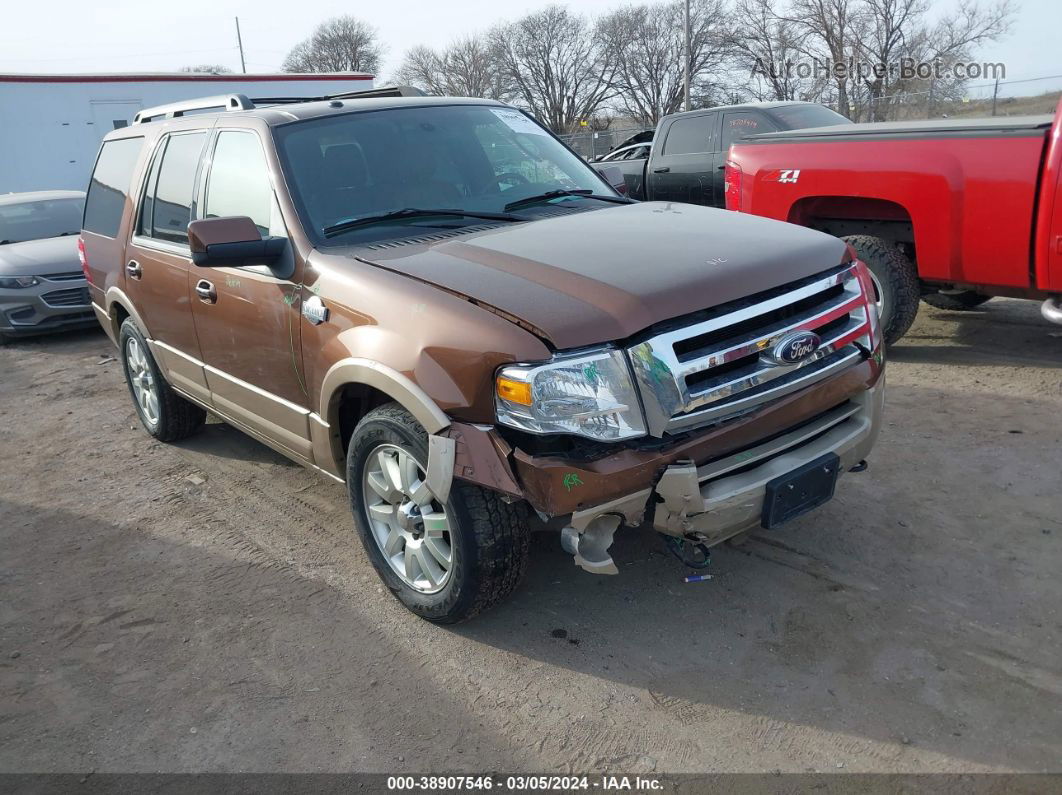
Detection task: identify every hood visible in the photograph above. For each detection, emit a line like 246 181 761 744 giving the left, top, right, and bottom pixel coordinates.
352 202 847 349
0 236 80 276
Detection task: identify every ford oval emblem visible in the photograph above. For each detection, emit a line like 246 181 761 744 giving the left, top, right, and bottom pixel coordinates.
767 331 821 365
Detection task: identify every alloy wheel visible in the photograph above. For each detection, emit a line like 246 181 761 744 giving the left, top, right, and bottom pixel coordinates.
362 443 453 594
125 337 159 428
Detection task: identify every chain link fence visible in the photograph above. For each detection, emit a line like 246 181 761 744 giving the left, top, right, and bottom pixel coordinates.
857 74 1062 122
557 128 652 160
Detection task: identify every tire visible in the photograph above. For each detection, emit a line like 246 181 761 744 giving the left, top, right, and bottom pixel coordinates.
347 403 530 623
119 318 206 442
921 290 992 311
842 234 921 345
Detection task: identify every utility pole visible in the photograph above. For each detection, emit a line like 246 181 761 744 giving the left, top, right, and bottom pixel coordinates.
235 17 247 74
991 77 999 116
683 0 692 111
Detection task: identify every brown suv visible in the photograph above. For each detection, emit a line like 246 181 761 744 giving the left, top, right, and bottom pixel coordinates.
81 88 885 622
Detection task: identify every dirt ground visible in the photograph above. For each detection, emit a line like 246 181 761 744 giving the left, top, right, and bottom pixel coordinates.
1 298 1060 774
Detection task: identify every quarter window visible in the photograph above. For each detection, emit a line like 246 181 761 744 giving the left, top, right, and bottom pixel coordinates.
204 131 273 235
146 132 207 245
84 137 144 238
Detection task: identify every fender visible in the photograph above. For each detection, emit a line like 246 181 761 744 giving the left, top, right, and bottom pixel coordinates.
316 357 455 498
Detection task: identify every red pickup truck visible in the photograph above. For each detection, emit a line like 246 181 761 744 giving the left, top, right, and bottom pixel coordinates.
724 97 1062 343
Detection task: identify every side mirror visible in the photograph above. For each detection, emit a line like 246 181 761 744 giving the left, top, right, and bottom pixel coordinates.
596 165 628 196
188 216 286 267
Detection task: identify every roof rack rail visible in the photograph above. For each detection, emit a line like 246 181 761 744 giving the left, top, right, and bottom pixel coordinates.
323 85 427 101
133 93 254 124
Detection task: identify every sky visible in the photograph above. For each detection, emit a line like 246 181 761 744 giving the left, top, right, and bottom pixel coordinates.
0 0 1058 97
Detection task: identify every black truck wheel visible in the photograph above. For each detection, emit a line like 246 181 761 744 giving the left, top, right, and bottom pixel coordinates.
347 403 530 623
842 235 921 345
921 291 992 311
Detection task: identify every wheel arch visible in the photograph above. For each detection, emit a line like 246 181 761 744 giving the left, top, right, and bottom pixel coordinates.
104 287 151 343
319 358 453 478
787 196 916 251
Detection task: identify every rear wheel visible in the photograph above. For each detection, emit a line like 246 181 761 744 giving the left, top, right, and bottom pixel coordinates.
119 319 205 442
347 403 530 623
921 290 992 311
842 234 921 345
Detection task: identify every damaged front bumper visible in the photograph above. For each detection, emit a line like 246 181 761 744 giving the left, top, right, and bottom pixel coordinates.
442 358 884 574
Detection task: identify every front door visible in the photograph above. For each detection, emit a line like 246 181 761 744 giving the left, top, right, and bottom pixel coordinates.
647 112 718 206
188 128 312 462
125 129 211 404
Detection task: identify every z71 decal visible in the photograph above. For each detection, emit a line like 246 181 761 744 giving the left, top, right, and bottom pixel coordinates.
777 169 801 184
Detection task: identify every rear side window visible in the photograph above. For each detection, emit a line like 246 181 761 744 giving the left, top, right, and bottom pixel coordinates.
204 131 273 235
662 115 715 155
84 137 143 237
144 132 207 245
721 112 778 150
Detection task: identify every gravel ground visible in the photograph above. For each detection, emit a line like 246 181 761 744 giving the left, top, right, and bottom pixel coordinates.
1 298 1060 774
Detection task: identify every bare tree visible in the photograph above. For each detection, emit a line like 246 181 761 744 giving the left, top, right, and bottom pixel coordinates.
853 0 1014 119
733 0 824 101
179 64 233 74
784 0 861 117
598 0 733 124
488 5 616 133
282 15 384 74
395 37 511 100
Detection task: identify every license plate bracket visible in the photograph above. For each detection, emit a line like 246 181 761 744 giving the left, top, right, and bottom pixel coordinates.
761 453 840 529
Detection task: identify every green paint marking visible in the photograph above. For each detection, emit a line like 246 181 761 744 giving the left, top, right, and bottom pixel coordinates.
583 362 599 385
563 473 584 492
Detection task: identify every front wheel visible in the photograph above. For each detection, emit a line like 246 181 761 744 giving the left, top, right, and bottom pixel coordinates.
347 403 530 623
842 235 921 345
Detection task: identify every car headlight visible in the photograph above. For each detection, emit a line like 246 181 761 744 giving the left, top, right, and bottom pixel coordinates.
0 276 40 289
495 348 647 441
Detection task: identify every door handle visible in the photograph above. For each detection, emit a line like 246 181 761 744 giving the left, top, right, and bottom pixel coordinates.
195 279 217 304
126 260 142 280
717 164 726 170
652 166 670 173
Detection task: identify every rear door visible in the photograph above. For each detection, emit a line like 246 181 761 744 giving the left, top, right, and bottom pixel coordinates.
646 112 718 206
188 127 311 462
125 128 210 403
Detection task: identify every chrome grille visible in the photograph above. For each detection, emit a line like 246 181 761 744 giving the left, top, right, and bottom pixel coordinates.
42 287 90 307
628 264 872 436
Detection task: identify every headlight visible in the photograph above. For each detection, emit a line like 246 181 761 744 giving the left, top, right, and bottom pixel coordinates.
0 276 39 289
495 348 647 441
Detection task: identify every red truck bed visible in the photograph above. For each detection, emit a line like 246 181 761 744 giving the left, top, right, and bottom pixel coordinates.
725 99 1062 340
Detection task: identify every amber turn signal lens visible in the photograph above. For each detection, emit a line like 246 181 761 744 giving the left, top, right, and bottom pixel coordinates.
496 376 532 406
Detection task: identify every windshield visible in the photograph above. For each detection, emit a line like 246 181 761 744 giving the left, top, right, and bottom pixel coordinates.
770 104 853 130
0 197 84 244
275 104 614 243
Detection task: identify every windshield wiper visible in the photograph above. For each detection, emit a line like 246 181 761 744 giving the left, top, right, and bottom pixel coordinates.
503 189 633 212
323 207 526 239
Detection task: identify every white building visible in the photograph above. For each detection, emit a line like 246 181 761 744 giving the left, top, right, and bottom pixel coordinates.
0 72 375 193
